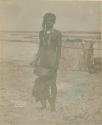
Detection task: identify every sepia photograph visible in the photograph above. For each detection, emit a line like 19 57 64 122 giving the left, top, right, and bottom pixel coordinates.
0 0 102 125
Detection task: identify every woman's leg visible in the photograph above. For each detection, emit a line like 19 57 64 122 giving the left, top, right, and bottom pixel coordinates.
39 76 50 110
47 72 57 112
50 81 57 111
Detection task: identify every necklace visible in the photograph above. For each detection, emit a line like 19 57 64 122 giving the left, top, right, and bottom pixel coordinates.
43 29 54 45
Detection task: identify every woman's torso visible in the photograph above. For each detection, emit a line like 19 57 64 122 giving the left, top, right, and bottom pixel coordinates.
39 29 59 68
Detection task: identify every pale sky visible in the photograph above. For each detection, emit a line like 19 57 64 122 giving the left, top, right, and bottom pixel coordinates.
0 0 101 31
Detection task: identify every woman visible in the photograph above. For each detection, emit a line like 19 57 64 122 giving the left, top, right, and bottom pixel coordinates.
31 13 62 112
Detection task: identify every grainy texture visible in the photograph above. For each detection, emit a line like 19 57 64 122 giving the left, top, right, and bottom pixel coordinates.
0 1 102 125
0 62 102 125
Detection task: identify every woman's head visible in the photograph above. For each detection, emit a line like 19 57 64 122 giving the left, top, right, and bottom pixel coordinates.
42 13 56 30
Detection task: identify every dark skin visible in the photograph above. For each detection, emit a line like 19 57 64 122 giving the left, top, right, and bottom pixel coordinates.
45 16 55 30
31 16 62 111
34 17 62 72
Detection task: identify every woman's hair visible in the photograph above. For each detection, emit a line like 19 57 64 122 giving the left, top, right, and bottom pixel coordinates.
42 13 56 30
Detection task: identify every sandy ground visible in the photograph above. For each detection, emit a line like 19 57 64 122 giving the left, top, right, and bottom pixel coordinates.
0 62 102 125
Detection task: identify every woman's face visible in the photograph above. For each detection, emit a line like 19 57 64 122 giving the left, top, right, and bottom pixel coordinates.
45 16 55 29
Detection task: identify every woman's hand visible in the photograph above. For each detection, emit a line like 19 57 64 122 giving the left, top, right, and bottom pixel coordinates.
30 52 40 67
30 60 35 67
30 58 38 67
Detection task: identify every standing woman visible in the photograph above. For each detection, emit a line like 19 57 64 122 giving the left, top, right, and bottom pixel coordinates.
32 13 62 112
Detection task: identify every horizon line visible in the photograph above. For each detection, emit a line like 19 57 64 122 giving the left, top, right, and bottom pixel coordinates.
0 30 101 34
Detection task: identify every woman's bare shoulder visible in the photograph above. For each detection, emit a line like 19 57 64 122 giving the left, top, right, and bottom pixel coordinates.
53 29 62 36
39 30 44 37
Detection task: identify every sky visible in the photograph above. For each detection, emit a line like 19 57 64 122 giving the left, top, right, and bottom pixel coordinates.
0 0 101 31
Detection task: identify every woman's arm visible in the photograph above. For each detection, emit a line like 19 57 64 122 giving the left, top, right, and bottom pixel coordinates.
30 31 43 67
55 32 62 71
